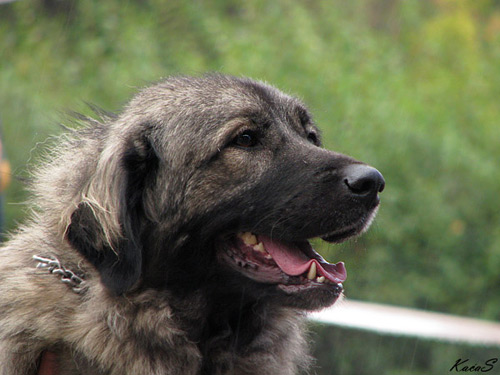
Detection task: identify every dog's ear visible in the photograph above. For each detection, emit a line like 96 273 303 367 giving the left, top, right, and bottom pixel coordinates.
66 132 159 295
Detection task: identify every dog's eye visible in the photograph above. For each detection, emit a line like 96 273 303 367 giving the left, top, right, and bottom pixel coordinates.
307 132 319 145
233 130 259 148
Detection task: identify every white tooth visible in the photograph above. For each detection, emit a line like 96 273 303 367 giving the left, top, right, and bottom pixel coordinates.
240 232 258 245
253 242 266 253
307 262 317 280
317 276 326 283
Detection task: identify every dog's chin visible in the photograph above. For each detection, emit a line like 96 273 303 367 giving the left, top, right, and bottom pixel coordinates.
276 283 344 310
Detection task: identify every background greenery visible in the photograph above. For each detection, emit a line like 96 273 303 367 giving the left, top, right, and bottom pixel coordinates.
1 0 499 373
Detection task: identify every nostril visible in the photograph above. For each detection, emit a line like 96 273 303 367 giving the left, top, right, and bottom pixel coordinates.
378 179 386 193
344 177 376 195
343 165 385 197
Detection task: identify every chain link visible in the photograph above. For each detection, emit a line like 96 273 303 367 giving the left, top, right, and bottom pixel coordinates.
33 255 85 294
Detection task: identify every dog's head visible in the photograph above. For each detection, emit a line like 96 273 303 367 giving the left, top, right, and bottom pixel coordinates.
63 74 384 311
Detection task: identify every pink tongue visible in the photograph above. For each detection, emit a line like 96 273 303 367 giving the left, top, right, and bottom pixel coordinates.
257 235 347 283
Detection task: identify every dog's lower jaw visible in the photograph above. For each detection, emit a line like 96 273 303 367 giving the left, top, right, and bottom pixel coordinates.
276 284 344 310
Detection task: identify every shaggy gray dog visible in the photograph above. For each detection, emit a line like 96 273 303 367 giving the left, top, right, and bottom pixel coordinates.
0 74 384 375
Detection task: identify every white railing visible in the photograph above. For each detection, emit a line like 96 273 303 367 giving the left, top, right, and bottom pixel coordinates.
309 299 500 346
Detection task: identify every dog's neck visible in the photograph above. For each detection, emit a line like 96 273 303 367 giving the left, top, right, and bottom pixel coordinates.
32 252 305 374
33 255 86 294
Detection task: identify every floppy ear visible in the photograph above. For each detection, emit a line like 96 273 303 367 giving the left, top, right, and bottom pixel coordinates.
66 133 159 295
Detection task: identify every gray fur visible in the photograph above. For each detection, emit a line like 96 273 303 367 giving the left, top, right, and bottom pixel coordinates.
0 74 382 374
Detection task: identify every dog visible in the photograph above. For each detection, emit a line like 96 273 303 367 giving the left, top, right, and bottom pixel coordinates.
0 74 384 375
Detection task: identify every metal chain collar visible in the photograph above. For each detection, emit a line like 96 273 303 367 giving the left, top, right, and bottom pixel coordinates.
33 255 86 294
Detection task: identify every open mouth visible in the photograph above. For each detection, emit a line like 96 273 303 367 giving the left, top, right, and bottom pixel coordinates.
219 232 347 294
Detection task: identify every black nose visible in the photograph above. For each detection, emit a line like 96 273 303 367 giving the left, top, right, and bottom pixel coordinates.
343 164 385 206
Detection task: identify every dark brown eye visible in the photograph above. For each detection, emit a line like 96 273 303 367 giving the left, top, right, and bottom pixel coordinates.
307 132 318 145
233 130 259 148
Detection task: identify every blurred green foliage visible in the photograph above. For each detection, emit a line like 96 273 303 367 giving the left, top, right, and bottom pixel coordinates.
1 0 499 373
